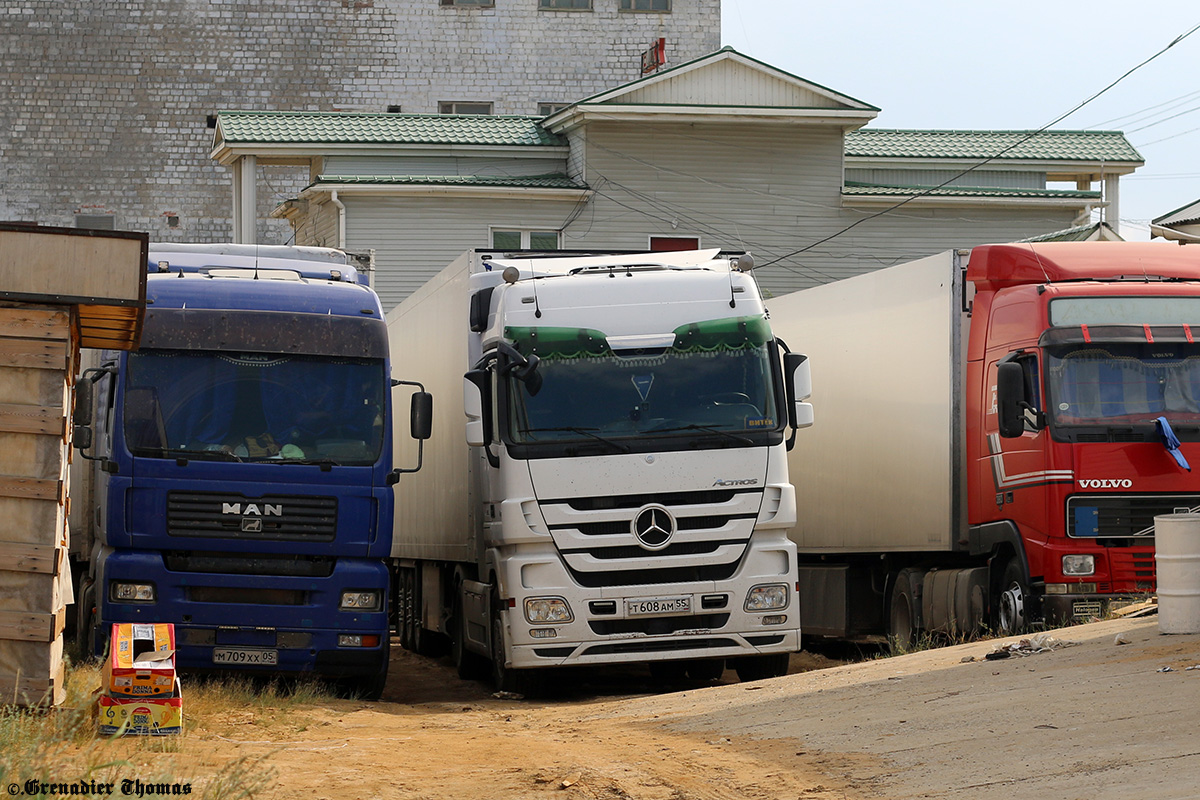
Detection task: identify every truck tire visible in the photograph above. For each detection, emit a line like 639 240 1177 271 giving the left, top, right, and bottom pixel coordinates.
76 576 99 661
997 558 1030 635
334 632 390 701
490 593 538 697
889 569 920 653
452 591 487 681
398 569 416 651
734 653 790 682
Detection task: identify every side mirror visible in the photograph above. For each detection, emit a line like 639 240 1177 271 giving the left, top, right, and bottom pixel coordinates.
410 392 433 440
463 370 488 448
784 352 814 430
73 378 93 427
390 380 431 480
996 361 1026 439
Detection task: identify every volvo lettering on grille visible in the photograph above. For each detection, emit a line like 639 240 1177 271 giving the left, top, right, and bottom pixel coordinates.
632 505 676 551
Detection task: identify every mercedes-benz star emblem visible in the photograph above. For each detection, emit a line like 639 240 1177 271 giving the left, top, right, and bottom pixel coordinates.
632 505 676 551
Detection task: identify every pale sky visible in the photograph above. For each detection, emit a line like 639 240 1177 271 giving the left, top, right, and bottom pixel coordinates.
721 0 1200 241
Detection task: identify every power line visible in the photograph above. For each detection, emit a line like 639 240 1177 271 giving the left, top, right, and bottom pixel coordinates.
758 20 1200 272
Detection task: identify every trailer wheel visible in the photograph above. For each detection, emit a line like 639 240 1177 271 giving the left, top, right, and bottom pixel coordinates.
889 570 919 653
734 653 790 682
997 558 1030 635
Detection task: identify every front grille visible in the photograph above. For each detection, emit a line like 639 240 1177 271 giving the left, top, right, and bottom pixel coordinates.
1110 549 1157 586
589 613 729 636
1067 494 1200 539
566 489 745 511
583 637 739 656
168 492 337 541
542 487 761 586
187 586 306 605
568 562 739 588
164 551 335 578
564 540 727 561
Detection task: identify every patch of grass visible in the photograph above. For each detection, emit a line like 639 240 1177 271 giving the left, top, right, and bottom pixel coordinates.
0 656 328 799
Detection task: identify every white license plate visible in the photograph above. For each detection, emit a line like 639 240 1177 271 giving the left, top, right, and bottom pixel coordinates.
213 647 278 666
625 596 691 616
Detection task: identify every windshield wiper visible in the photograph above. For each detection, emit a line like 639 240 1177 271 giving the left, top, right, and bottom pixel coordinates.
647 424 754 445
134 447 243 462
266 457 341 469
519 427 631 453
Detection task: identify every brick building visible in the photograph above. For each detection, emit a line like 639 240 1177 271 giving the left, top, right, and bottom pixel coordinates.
0 0 719 242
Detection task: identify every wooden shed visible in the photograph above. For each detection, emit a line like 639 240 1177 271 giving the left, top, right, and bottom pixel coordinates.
0 223 146 706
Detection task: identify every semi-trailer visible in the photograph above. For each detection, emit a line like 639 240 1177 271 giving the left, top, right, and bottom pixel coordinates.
766 242 1198 644
387 248 813 693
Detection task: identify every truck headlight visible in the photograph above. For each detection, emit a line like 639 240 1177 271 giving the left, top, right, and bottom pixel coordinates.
340 591 381 611
110 582 155 603
1062 555 1095 576
524 597 573 623
745 583 789 612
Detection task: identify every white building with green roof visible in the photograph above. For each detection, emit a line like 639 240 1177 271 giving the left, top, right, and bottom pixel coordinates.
212 48 1145 307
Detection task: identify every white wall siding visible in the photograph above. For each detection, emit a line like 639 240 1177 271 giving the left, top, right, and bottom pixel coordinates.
556 121 1082 297
846 168 1045 190
623 59 850 109
344 194 583 311
324 155 569 178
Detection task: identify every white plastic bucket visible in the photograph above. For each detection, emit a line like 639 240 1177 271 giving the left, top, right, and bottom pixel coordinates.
1155 514 1200 634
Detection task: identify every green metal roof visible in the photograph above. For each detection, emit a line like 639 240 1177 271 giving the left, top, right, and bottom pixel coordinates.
1019 222 1117 242
843 181 1101 200
845 129 1143 163
312 174 587 190
217 111 567 147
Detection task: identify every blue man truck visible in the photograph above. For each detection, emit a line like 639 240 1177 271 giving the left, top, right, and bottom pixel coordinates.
70 244 430 698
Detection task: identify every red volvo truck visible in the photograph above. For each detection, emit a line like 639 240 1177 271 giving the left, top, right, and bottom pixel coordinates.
767 242 1200 644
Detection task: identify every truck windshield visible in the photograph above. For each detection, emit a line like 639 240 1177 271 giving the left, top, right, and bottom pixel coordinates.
123 350 386 465
1046 343 1200 428
505 316 780 446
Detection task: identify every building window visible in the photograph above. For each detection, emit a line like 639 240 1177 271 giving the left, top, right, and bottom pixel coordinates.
75 214 115 230
438 101 494 115
649 235 699 251
386 104 403 113
493 230 560 250
620 0 670 10
538 102 570 116
440 0 494 6
539 0 592 9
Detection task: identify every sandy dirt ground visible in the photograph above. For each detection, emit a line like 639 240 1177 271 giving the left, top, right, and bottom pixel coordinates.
78 614 1199 800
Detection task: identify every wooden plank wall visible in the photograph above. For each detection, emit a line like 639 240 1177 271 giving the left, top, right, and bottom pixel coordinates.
0 303 73 706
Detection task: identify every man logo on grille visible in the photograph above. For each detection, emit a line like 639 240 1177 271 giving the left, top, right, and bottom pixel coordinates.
241 518 263 533
632 505 675 551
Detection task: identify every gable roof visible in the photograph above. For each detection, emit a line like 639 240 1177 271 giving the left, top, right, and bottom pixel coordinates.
211 111 567 164
543 47 879 133
1154 198 1200 226
1018 221 1123 242
1151 198 1200 242
846 129 1143 170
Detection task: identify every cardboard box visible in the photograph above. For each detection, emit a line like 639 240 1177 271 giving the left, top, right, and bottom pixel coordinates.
97 678 182 736
102 623 176 697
